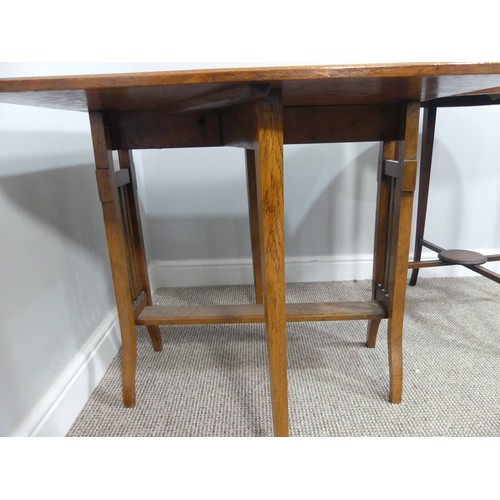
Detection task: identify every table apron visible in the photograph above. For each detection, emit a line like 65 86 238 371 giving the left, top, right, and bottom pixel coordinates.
106 103 405 150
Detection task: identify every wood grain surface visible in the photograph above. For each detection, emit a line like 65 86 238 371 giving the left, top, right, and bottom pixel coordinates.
137 301 385 325
1 63 500 112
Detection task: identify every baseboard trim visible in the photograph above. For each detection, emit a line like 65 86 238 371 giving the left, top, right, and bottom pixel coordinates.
149 249 500 292
149 255 374 291
12 309 121 437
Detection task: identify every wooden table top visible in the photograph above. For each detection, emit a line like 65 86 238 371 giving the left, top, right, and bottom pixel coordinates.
1 63 500 112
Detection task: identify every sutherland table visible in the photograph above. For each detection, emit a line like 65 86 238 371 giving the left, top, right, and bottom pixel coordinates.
2 64 500 437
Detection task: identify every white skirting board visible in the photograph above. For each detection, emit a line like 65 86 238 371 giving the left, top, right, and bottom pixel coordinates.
148 250 500 292
148 255 375 291
12 310 121 437
16 249 499 436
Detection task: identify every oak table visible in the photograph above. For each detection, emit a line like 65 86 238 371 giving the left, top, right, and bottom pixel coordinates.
2 64 500 437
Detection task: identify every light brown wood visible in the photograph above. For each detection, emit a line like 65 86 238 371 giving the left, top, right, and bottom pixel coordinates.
245 149 263 304
253 90 288 437
89 112 138 407
385 102 420 404
366 102 420 403
2 63 500 112
366 142 394 348
133 291 148 319
4 63 500 92
118 151 163 352
119 184 141 300
137 301 386 325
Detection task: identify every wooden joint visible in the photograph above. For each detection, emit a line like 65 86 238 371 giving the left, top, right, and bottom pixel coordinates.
96 168 132 202
383 159 416 191
220 102 254 148
383 141 401 161
133 291 148 319
375 283 389 303
89 111 114 169
403 102 421 160
254 88 284 138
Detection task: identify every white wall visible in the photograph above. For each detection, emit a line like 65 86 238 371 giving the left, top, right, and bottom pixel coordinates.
144 107 500 286
1 62 500 436
419 106 500 252
144 142 382 286
0 63 160 436
0 62 284 437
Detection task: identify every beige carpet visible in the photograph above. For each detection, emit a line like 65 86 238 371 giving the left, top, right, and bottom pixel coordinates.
67 277 500 437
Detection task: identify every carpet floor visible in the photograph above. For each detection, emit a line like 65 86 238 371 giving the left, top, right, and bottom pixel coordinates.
67 277 500 437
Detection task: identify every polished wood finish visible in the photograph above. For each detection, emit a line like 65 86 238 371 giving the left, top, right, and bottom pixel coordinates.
108 104 406 150
253 90 288 437
2 63 500 112
438 249 487 265
409 106 437 286
133 291 148 319
245 149 263 304
422 93 500 108
366 143 393 349
386 103 420 403
366 103 420 403
117 150 162 352
283 104 405 144
137 301 385 326
107 110 222 150
89 113 163 406
414 242 500 284
3 64 500 436
159 84 270 114
89 112 138 407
